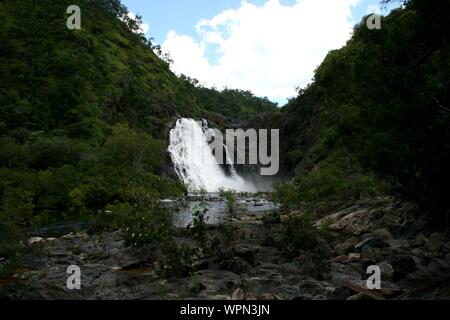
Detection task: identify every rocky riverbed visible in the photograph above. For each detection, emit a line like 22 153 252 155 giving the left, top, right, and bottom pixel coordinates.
1 196 450 300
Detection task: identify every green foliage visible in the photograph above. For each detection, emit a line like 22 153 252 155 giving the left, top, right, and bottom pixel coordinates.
180 74 279 120
103 123 163 173
207 223 238 270
276 213 331 278
0 123 185 225
186 189 209 243
0 238 27 278
105 189 195 278
279 0 450 224
0 0 203 137
157 243 195 278
0 0 265 231
0 0 192 233
1 187 34 227
0 188 31 277
279 213 317 257
117 198 173 248
274 150 387 207
220 189 237 215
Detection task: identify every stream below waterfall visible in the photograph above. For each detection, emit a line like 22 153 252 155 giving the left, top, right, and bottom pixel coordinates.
167 118 279 227
166 192 279 228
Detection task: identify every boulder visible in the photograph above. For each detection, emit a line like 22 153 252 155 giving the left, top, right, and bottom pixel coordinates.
410 234 429 248
229 257 253 274
28 237 44 245
354 237 386 251
334 237 359 255
334 255 351 264
329 209 374 236
330 263 362 287
445 253 450 264
372 228 394 241
387 239 410 251
348 253 361 263
259 293 276 300
378 261 394 280
327 287 352 300
427 258 450 278
360 245 382 263
426 233 444 252
232 288 245 300
195 270 240 294
389 255 417 281
233 244 259 266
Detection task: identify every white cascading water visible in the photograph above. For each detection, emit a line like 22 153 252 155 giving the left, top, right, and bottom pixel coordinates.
168 118 256 193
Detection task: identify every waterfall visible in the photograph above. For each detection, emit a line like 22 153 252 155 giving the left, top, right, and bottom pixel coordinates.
168 118 256 193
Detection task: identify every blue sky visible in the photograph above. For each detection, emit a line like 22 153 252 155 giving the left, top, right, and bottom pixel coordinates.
122 0 401 104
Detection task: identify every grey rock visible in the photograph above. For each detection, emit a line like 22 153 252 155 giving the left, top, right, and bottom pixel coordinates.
427 258 450 278
327 287 352 300
426 233 444 252
233 244 259 266
272 285 302 300
387 239 410 251
372 228 394 241
361 245 382 262
378 261 394 280
389 255 417 281
445 253 450 264
232 288 245 300
410 234 429 248
330 210 374 236
354 237 386 251
334 237 359 255
348 253 361 262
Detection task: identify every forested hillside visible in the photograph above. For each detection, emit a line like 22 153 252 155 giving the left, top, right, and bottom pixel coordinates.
179 75 279 120
275 0 450 225
0 0 277 213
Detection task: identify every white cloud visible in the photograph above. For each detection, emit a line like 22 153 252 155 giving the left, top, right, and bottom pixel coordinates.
162 0 360 103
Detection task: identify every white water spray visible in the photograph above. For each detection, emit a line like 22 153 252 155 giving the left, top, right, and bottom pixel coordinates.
168 118 256 193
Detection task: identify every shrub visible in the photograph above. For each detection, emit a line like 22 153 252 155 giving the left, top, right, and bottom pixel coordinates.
207 223 238 270
279 213 318 257
220 189 237 216
1 187 34 226
278 213 331 279
187 189 209 243
157 242 195 278
109 197 173 248
273 149 387 208
0 188 31 277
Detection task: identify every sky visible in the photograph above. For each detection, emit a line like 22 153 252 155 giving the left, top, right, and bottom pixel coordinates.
122 0 401 105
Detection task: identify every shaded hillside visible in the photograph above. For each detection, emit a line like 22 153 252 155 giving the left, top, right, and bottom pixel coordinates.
275 0 450 224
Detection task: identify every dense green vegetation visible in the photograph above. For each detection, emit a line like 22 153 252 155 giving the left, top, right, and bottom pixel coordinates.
0 0 205 138
0 0 280 274
0 0 195 221
275 0 450 225
179 75 279 120
0 0 275 222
